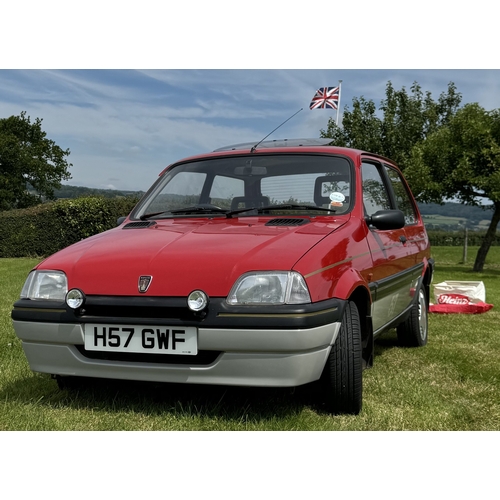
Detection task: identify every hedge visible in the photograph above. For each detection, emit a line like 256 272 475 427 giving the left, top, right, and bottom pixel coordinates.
426 229 500 247
0 196 139 258
1 199 498 258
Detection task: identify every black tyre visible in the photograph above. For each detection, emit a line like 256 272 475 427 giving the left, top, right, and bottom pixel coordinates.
320 301 362 415
397 286 428 347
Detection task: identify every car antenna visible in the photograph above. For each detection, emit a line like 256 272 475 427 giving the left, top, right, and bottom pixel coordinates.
250 108 303 153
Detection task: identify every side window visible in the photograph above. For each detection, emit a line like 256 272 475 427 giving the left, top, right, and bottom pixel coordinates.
361 162 391 217
209 175 245 209
384 166 417 225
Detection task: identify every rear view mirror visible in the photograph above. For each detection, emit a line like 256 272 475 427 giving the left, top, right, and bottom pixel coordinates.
234 166 267 175
366 210 405 230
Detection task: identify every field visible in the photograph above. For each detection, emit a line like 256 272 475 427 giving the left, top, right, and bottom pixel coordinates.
422 214 491 230
1 247 499 432
2 247 498 498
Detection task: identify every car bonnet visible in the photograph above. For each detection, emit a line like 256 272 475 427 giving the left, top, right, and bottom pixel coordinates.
37 215 349 297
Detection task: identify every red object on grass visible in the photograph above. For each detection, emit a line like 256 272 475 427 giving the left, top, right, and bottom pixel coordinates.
429 301 494 314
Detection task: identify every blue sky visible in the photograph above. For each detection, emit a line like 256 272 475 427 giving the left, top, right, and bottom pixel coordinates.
1 2 498 193
1 69 500 192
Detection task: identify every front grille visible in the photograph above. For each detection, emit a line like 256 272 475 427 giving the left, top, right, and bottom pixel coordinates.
75 346 221 366
82 304 194 321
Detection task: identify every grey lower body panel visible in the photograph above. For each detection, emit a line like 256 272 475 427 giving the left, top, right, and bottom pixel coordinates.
370 264 423 333
13 320 340 387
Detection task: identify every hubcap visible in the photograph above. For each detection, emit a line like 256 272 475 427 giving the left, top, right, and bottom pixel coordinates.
418 289 427 341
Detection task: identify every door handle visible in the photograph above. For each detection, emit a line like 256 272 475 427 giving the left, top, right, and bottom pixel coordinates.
399 235 407 244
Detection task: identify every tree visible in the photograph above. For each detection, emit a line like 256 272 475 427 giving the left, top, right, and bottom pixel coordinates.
320 80 500 271
405 103 500 272
320 81 462 170
0 111 72 211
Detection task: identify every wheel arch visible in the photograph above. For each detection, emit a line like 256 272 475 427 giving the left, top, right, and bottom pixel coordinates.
347 285 374 369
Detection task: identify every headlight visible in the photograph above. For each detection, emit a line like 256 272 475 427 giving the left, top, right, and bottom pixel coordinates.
20 270 68 301
187 290 209 311
66 288 86 309
227 271 311 305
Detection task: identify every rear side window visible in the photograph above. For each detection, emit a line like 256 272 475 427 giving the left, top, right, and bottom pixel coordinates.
384 165 417 225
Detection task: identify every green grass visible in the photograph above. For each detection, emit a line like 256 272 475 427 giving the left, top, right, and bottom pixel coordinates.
1 250 499 430
422 213 492 230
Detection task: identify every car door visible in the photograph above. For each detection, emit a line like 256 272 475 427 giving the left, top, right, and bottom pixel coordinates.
382 163 429 266
361 160 416 334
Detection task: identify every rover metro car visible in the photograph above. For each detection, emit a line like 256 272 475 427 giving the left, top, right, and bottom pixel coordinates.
12 138 433 415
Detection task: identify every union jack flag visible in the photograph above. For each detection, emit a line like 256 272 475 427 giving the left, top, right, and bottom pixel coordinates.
309 86 340 110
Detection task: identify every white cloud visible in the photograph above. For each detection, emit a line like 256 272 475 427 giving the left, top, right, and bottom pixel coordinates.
2 69 500 191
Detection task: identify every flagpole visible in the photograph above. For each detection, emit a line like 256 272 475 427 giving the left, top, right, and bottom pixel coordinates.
336 80 342 127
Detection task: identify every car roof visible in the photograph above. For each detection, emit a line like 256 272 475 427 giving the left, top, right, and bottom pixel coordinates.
213 138 334 151
158 139 396 175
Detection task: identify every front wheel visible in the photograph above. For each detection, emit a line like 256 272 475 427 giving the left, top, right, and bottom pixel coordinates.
53 375 85 390
320 301 362 415
397 287 428 347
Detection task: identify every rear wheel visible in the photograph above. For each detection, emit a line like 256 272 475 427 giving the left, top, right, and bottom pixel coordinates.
320 301 362 415
397 287 428 347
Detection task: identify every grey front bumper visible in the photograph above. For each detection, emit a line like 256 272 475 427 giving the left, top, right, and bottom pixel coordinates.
13 320 341 387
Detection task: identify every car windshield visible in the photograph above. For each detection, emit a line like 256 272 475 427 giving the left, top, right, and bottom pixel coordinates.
133 154 353 219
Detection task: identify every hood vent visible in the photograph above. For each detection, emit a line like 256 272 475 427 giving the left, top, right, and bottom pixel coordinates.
265 218 310 227
123 221 157 229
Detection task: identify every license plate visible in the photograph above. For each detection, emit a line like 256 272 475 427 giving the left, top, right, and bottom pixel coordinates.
84 324 198 355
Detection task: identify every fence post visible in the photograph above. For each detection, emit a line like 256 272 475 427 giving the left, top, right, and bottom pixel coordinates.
462 227 468 263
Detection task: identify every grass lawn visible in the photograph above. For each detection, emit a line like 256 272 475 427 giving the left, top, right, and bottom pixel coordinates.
1 248 499 431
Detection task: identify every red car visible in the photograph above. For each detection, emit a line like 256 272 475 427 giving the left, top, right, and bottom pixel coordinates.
12 139 433 414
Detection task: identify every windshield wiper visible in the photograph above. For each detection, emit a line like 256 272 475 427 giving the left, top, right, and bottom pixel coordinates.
226 203 336 218
140 206 228 220
142 204 334 220
140 211 170 220
169 206 228 215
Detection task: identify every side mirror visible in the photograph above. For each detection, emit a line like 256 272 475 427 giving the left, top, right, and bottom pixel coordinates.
117 216 127 226
366 210 405 230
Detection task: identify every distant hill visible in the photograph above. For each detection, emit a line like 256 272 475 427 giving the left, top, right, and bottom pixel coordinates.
418 202 494 230
417 202 493 219
54 185 145 199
